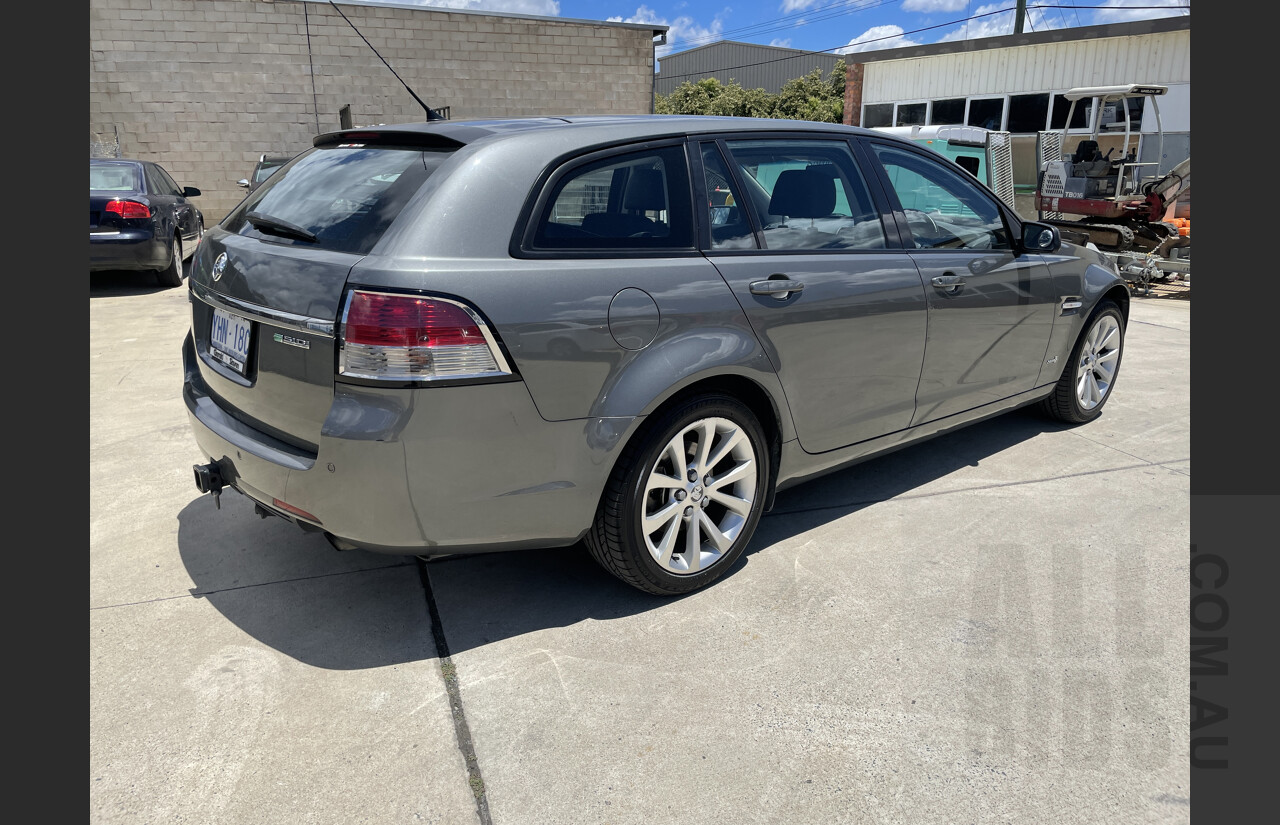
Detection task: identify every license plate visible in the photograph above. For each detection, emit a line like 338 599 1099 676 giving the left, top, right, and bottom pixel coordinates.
209 308 252 375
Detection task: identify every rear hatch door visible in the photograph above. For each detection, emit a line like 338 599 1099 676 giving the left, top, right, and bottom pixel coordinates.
188 139 458 452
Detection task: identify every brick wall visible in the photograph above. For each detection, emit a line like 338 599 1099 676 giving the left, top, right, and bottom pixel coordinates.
90 0 659 221
842 62 863 128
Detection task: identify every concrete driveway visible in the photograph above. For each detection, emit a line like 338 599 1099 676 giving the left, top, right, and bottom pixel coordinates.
91 270 1190 824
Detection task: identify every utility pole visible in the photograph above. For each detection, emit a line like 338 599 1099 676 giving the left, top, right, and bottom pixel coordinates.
1015 0 1027 34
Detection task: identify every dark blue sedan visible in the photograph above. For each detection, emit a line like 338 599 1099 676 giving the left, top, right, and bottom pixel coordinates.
90 158 204 287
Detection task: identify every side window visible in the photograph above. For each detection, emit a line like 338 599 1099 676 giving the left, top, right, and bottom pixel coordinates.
145 165 178 196
531 146 693 251
141 165 163 195
954 155 981 178
722 139 886 251
699 143 756 250
871 144 1011 251
155 166 183 196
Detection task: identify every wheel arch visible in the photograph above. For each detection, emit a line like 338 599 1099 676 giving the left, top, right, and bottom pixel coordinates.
610 371 788 513
1101 283 1130 324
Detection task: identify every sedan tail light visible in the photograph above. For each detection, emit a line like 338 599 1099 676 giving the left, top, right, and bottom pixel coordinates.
338 290 515 382
104 199 151 219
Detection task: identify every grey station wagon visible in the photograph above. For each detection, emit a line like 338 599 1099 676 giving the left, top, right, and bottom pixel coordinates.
185 115 1127 595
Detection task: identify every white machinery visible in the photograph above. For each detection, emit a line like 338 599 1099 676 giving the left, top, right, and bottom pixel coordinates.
1036 84 1190 289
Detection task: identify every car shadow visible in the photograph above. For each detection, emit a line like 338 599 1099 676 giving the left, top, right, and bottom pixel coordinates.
176 407 1063 667
90 269 171 296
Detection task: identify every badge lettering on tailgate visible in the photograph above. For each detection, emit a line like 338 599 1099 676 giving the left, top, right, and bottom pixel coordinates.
273 332 310 350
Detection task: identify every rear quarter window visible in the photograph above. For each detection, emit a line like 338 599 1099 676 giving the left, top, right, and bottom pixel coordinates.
527 145 694 254
224 146 451 256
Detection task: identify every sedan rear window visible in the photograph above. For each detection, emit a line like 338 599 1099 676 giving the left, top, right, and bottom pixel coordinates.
90 164 141 192
224 146 451 256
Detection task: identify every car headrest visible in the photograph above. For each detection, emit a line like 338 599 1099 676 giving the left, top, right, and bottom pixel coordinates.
623 168 668 212
769 169 835 219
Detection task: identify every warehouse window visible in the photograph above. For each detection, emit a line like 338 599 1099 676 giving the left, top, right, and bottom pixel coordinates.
930 98 965 125
895 102 926 126
1051 95 1091 130
1006 93 1050 133
1102 96 1145 132
967 98 1005 130
862 104 893 128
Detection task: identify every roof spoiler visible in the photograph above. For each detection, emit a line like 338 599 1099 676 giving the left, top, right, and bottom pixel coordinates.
312 129 469 150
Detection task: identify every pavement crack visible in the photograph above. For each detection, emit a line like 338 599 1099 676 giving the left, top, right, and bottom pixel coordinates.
1066 427 1185 467
418 558 493 825
1128 319 1189 332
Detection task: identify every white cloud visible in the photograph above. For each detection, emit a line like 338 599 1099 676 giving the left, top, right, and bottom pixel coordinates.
769 37 793 48
836 25 921 53
936 1 1064 42
781 0 822 12
1092 0 1190 24
902 0 967 12
373 1 563 15
609 5 729 58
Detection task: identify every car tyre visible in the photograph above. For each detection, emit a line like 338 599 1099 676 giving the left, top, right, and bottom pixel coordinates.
156 234 183 287
586 393 769 595
1041 299 1125 424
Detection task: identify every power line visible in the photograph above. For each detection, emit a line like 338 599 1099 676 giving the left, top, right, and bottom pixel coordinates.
665 0 905 52
672 0 901 51
1054 3 1072 29
659 5 1189 82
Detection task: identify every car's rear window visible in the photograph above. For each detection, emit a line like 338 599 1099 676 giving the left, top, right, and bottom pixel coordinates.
224 145 452 255
90 163 141 192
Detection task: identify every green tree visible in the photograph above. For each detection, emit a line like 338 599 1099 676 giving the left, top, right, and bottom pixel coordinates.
655 77 772 118
771 62 847 123
655 60 845 123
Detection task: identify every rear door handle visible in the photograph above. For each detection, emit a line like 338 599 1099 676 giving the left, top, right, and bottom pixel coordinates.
931 273 966 294
750 278 805 298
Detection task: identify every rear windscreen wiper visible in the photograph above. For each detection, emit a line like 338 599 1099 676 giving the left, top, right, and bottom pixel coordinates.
246 211 318 243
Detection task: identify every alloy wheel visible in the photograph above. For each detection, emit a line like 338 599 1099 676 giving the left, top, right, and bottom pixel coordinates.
1075 314 1121 410
640 416 757 575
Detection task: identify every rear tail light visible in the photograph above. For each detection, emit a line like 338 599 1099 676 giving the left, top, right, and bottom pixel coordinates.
338 290 515 382
104 199 151 219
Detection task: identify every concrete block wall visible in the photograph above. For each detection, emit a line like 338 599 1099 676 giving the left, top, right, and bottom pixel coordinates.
90 0 659 221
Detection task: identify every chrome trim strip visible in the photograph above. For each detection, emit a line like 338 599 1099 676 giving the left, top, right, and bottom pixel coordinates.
190 281 335 338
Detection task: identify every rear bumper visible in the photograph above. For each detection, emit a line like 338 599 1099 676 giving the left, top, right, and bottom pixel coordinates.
90 228 164 271
182 332 638 554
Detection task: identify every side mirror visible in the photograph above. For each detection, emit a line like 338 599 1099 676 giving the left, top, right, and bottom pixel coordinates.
183 186 201 197
1021 221 1061 253
237 179 250 189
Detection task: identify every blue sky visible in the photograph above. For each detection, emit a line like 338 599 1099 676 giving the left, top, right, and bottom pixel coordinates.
349 1 1189 63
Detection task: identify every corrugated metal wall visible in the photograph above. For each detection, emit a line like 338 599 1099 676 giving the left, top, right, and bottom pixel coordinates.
862 31 1190 101
656 42 840 95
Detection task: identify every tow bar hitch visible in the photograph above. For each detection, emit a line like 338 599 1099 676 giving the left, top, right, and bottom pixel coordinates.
193 462 225 509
